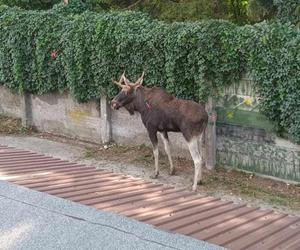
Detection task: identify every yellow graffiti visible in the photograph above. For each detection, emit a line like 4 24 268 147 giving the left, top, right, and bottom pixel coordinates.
243 97 254 106
68 110 90 123
226 111 234 119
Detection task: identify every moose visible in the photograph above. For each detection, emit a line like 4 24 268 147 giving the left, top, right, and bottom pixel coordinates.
111 72 208 191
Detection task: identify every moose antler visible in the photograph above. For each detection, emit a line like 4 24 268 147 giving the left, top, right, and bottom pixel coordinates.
113 71 145 89
123 74 131 86
135 71 144 86
113 71 126 87
123 71 144 88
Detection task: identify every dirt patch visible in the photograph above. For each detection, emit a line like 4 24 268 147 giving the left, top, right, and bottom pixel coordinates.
0 115 299 216
0 116 26 135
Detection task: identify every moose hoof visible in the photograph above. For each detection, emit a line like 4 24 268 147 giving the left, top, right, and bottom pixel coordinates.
150 172 159 179
169 168 176 176
197 180 203 185
192 185 197 192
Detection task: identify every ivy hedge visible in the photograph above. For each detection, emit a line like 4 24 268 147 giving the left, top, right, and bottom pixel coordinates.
0 3 299 143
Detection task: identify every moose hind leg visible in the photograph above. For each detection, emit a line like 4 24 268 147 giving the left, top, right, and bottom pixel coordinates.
187 137 202 191
148 129 159 179
159 132 175 175
199 132 206 170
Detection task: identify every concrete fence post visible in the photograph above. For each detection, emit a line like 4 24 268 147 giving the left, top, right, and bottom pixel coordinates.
205 97 217 169
100 94 112 144
21 92 32 128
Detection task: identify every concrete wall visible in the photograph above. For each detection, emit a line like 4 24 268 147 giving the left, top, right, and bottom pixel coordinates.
0 86 191 157
29 93 102 143
0 85 299 182
0 86 23 118
30 94 101 143
0 87 103 143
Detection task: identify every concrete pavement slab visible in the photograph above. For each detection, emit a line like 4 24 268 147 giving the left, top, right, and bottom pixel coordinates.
0 181 224 250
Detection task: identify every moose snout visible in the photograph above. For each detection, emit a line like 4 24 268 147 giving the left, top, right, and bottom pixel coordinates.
111 100 120 110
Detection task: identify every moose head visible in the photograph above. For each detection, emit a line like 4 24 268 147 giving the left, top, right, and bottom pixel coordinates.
111 72 144 114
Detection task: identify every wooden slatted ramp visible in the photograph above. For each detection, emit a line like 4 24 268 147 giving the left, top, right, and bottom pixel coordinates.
0 144 299 250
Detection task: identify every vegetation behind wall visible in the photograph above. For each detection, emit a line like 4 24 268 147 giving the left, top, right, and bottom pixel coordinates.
0 3 299 143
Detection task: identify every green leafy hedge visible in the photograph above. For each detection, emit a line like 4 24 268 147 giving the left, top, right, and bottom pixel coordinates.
0 4 299 143
274 0 300 25
0 0 60 10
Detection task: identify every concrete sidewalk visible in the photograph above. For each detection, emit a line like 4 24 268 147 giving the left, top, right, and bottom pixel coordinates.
0 181 223 250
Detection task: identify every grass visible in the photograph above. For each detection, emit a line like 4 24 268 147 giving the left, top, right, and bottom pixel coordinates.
202 168 300 211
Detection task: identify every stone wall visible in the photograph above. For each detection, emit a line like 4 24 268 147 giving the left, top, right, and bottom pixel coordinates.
215 76 300 182
217 124 300 182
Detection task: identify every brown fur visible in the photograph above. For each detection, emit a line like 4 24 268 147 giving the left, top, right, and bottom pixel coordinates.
111 74 208 190
112 85 208 144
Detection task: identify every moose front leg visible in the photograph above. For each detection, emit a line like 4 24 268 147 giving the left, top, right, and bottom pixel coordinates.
148 129 159 179
153 146 159 178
